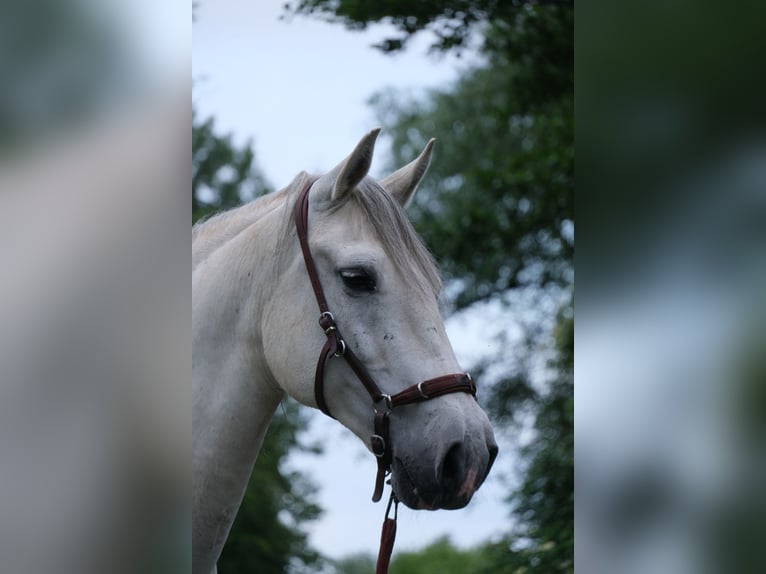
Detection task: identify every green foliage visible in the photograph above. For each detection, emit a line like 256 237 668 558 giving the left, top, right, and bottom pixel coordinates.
332 553 375 574
390 537 492 574
509 310 574 574
1 0 124 149
192 107 270 223
218 401 323 574
284 0 573 54
371 4 573 310
376 87 572 310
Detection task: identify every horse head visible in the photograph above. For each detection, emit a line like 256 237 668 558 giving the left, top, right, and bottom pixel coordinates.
262 129 497 510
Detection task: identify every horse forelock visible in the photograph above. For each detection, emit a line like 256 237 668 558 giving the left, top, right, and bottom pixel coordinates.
331 178 442 299
273 173 441 298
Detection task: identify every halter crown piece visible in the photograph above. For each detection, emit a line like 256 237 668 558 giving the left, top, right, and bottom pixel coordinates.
293 180 477 574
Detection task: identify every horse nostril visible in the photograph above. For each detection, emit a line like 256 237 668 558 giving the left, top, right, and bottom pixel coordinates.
440 442 463 485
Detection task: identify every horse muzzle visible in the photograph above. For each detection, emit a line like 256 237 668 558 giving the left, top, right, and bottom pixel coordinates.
391 438 498 510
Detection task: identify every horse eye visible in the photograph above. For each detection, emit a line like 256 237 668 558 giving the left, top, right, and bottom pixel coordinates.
339 268 376 293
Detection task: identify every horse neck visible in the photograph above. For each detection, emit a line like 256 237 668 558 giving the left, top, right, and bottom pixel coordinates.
193 183 317 572
193 186 292 272
193 189 294 457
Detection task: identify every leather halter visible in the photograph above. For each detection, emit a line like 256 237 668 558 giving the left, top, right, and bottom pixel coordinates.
293 179 477 503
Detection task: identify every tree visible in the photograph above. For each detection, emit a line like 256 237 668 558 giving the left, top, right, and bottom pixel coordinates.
481 309 573 574
284 0 573 55
390 537 492 574
217 401 323 574
192 107 270 223
368 3 573 309
332 553 375 574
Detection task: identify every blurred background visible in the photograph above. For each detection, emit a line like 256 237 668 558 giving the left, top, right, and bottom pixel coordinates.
1 2 189 574
193 1 572 573
577 2 766 573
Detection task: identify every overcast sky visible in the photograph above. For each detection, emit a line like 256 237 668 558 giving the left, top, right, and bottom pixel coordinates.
193 0 512 559
192 0 476 185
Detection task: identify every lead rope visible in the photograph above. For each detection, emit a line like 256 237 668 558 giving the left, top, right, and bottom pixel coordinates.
376 491 399 574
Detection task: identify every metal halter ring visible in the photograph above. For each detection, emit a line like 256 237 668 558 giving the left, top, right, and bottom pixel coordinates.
417 381 430 399
333 339 346 357
371 434 386 457
467 373 477 396
374 394 393 412
320 311 335 331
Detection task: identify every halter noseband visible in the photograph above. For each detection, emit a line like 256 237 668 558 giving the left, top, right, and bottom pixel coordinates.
293 180 477 503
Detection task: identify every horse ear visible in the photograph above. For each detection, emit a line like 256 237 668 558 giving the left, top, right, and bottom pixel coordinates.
331 128 381 202
380 139 435 207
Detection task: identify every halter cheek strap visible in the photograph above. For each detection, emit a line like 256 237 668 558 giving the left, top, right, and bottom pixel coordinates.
293 179 477 573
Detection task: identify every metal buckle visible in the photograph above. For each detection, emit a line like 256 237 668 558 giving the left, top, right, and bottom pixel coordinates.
385 490 399 520
319 311 336 334
466 373 477 397
333 339 346 357
417 381 430 399
374 394 392 412
371 434 386 457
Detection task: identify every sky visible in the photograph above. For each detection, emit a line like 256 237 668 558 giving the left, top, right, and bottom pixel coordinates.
192 0 477 186
193 0 513 559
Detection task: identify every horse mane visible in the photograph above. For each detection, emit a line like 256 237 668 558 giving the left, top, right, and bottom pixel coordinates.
195 171 442 299
192 178 295 246
343 178 442 298
271 173 442 298
192 172 312 271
